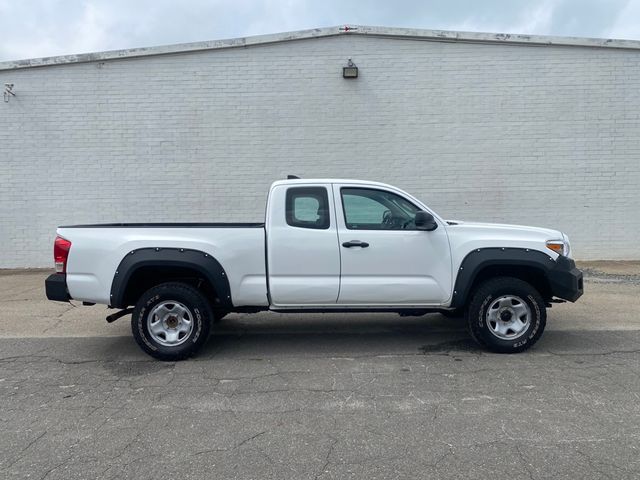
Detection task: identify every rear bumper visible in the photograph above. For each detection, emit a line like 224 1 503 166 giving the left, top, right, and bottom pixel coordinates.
548 256 583 302
45 274 71 302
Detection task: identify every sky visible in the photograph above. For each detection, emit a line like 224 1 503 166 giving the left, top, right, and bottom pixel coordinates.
1 0 640 61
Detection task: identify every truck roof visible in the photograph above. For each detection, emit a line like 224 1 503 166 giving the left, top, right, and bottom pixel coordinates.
271 178 397 189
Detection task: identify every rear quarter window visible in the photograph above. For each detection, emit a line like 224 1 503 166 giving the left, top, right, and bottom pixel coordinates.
285 187 330 229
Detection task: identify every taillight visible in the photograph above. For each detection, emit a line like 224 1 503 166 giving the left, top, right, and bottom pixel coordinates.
54 236 72 274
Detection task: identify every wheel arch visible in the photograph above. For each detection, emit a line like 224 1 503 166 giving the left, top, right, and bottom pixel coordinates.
110 248 232 309
451 248 555 309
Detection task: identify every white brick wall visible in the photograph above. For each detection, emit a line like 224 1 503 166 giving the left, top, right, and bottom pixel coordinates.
1 33 639 267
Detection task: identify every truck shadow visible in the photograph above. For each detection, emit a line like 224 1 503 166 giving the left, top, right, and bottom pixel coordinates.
195 313 637 359
200 312 478 358
93 313 637 363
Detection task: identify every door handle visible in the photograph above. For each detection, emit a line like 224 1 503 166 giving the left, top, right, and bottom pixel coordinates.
342 240 369 248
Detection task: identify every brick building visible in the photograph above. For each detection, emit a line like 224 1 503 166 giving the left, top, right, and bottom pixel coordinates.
1 26 639 267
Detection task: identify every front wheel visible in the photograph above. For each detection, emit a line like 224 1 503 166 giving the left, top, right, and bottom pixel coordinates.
466 277 546 353
132 282 213 361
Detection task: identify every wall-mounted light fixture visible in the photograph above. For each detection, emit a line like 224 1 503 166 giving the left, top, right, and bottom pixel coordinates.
3 83 15 103
343 58 358 79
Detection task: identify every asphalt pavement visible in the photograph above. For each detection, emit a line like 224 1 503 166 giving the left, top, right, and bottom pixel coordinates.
1 264 639 479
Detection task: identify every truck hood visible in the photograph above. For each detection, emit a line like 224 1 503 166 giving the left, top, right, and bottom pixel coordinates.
444 219 566 260
445 220 563 240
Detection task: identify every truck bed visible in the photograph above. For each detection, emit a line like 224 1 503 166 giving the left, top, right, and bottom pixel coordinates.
59 223 265 228
58 224 268 307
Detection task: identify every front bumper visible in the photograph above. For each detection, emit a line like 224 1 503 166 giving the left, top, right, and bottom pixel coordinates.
45 274 71 302
548 256 583 302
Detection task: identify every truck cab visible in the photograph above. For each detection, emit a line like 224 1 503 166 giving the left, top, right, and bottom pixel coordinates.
266 179 451 307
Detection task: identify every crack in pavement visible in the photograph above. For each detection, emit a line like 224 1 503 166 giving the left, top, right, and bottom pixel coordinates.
315 436 338 480
3 430 47 470
515 443 536 480
192 430 268 457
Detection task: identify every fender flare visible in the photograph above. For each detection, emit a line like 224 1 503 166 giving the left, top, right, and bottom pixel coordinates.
109 248 232 309
450 247 555 308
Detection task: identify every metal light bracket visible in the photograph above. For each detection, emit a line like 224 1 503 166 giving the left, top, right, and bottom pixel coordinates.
4 83 15 102
343 58 358 79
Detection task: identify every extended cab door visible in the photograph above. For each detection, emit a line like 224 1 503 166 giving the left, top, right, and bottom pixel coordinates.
333 184 452 306
266 183 340 306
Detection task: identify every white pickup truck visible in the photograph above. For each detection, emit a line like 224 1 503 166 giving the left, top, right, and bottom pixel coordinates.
46 178 583 360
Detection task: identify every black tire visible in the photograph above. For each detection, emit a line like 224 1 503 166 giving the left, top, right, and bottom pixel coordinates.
465 277 546 353
131 282 213 361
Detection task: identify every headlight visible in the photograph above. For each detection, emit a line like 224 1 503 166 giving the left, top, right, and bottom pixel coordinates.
562 233 571 257
546 236 571 257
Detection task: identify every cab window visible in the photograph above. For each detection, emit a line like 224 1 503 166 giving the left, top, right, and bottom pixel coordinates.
286 187 330 229
341 188 420 230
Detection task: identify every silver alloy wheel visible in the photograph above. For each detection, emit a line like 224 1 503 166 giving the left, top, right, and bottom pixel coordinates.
486 295 531 340
147 301 194 347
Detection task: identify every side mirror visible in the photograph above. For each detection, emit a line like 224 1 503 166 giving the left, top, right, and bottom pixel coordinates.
414 211 438 231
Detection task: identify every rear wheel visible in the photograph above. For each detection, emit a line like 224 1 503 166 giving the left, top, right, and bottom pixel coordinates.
466 277 546 353
132 282 212 361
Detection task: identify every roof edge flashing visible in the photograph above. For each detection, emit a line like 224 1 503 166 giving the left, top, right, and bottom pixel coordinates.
1 24 639 71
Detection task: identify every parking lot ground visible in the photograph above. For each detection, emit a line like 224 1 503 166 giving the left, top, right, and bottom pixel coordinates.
1 263 639 479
